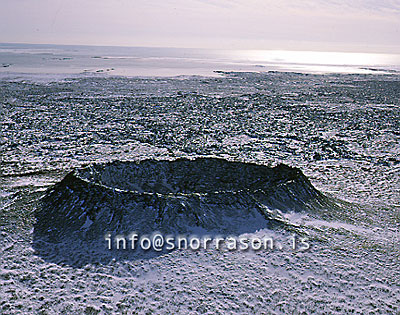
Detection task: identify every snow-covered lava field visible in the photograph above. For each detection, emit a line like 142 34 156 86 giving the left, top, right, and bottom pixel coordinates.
0 71 399 314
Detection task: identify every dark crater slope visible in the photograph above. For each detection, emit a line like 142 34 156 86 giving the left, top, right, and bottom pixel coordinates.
35 158 333 242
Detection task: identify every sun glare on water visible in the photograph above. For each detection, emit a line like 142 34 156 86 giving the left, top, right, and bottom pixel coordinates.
230 49 400 71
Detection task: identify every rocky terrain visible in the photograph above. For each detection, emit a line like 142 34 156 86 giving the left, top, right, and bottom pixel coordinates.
0 71 399 314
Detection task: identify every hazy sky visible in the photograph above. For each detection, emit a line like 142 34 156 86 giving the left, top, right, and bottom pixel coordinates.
1 0 399 53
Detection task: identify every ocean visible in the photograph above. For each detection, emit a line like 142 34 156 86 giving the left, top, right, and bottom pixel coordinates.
1 43 400 78
0 43 399 314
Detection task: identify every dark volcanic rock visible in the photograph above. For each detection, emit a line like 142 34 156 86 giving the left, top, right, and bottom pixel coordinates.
35 158 332 241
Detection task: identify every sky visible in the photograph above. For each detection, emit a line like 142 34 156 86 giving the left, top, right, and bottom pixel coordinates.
0 0 399 53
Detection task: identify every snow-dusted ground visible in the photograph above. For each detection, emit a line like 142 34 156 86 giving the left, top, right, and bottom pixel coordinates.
0 72 399 314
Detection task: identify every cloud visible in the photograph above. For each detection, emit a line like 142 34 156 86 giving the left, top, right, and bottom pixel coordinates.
325 0 400 14
192 0 239 9
276 0 400 16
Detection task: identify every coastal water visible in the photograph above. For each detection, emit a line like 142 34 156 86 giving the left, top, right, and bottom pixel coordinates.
1 43 400 78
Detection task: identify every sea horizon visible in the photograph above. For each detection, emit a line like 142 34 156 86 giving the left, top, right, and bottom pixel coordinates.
1 42 400 79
